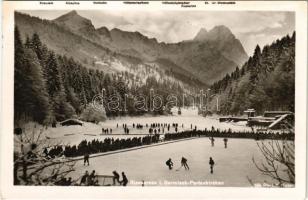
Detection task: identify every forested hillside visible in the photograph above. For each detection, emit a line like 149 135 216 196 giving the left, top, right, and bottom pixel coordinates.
14 27 186 126
15 12 206 89
16 11 248 85
208 32 295 115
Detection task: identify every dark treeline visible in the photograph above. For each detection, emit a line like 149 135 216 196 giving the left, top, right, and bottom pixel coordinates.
46 129 294 158
14 26 187 126
210 32 295 115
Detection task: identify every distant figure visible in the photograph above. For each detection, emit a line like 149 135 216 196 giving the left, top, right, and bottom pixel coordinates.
209 157 215 174
110 128 112 134
117 123 118 128
88 170 96 185
84 152 90 166
80 171 89 185
181 157 190 170
166 158 174 170
112 171 120 185
121 172 128 186
210 137 215 147
223 138 228 148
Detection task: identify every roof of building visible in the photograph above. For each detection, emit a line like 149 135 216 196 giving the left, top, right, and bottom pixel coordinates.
60 119 83 125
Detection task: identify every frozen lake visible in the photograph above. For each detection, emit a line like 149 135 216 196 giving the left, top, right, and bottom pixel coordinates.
67 137 290 187
43 108 251 146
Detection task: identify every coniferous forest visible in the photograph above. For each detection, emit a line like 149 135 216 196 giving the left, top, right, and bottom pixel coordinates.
14 26 186 126
209 32 295 115
14 23 296 126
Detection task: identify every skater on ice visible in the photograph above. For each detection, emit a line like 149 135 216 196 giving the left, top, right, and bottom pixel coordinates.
112 171 120 185
84 152 90 166
209 137 215 147
209 157 215 174
166 158 174 170
88 170 98 185
80 171 89 185
121 172 128 186
223 138 228 148
181 157 190 170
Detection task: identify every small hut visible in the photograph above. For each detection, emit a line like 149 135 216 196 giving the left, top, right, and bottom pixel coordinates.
60 119 83 126
244 109 256 118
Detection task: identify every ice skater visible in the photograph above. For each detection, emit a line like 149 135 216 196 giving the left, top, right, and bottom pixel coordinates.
84 152 90 166
80 171 89 185
88 170 96 185
112 170 120 185
166 158 174 170
181 157 190 170
121 172 128 186
223 138 228 148
209 157 215 174
209 137 215 147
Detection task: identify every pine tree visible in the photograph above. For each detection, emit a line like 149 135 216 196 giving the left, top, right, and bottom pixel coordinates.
14 26 51 125
14 26 26 123
23 49 51 123
31 33 43 60
45 51 75 121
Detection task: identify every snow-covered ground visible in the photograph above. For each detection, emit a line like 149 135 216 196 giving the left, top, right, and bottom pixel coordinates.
41 108 251 146
17 108 292 187
66 137 290 187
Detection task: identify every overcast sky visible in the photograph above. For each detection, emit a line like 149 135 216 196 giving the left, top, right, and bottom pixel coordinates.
20 10 295 56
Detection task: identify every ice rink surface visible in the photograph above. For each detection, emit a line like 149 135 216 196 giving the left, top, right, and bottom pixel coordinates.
68 137 288 187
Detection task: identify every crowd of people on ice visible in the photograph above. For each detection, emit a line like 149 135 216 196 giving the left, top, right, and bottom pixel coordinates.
44 124 293 159
101 128 112 134
103 123 186 135
45 135 160 158
101 122 293 140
